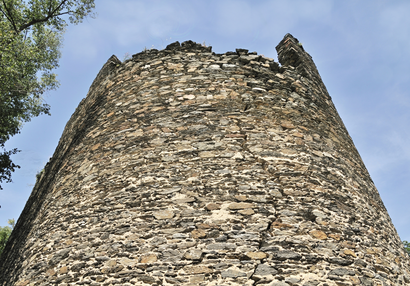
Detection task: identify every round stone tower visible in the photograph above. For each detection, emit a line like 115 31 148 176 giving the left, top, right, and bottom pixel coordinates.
1 34 409 286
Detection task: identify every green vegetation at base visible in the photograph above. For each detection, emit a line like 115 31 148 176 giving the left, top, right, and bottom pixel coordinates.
0 219 15 257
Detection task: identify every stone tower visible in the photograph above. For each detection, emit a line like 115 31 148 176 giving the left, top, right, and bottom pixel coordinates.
1 34 409 286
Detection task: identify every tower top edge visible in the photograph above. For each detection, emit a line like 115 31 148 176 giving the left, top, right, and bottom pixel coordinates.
128 34 301 62
130 39 268 61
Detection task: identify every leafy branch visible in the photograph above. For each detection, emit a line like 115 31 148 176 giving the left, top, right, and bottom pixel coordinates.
0 0 95 189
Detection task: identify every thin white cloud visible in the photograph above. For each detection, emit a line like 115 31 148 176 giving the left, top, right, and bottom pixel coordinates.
62 0 201 60
95 1 198 46
213 0 333 38
388 128 410 161
62 0 339 61
379 2 410 42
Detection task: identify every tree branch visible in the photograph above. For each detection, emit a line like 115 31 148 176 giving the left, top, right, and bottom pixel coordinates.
18 11 70 32
18 0 70 32
1 0 19 33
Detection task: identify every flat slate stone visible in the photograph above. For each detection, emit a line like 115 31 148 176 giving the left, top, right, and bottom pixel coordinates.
254 264 278 276
153 210 174 219
221 269 247 278
228 202 254 210
275 250 302 260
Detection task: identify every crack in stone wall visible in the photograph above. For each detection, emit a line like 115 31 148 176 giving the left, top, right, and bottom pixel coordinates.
1 34 409 286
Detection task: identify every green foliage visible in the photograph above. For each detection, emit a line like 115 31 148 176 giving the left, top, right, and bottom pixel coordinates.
0 0 95 189
0 219 15 257
403 240 410 256
35 167 44 181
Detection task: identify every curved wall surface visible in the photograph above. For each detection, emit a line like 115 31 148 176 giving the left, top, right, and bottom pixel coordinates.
1 34 409 286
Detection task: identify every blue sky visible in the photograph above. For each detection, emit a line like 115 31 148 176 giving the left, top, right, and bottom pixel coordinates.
2 0 410 240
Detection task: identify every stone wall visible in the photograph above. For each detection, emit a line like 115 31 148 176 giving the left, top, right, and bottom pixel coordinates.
1 34 409 286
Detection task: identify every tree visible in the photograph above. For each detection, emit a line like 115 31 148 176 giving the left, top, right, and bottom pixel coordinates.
0 218 15 256
0 0 95 189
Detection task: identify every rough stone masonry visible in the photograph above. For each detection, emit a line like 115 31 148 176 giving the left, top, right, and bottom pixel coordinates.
1 34 409 286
